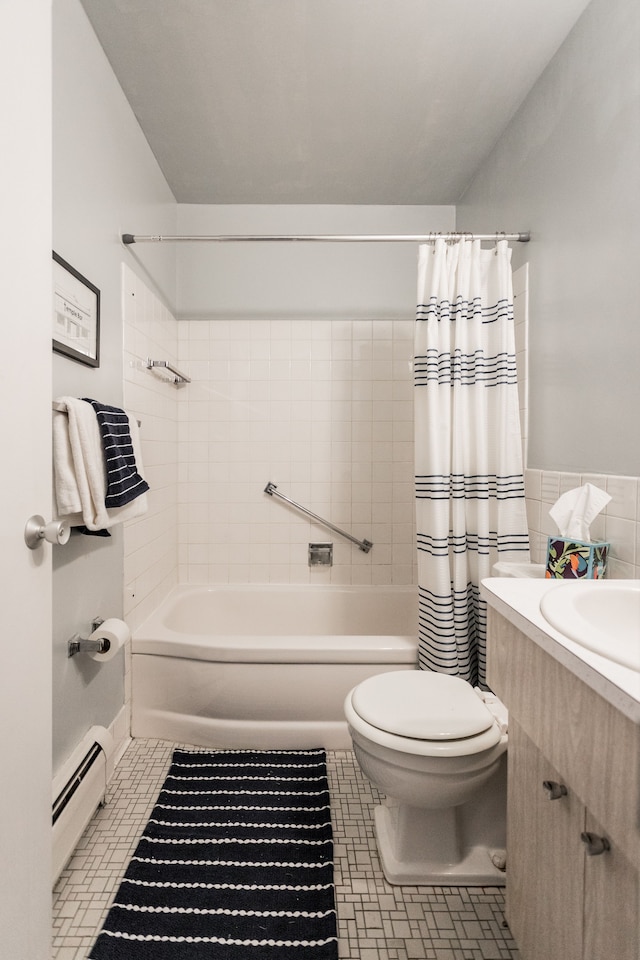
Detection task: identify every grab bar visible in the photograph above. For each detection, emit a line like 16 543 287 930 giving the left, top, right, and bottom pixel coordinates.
264 481 373 553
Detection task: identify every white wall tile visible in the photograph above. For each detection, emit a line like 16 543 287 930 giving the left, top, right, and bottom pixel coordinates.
122 264 179 635
177 316 417 585
605 476 638 521
526 467 640 576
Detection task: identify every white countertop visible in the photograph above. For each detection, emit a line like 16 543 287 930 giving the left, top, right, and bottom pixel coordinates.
481 578 640 723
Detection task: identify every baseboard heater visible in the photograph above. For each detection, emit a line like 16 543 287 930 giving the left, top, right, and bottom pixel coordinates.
52 725 114 885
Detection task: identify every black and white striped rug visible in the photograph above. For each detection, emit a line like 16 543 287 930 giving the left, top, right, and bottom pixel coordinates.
89 748 338 960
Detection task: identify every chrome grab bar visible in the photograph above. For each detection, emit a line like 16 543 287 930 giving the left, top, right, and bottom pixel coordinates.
264 482 373 554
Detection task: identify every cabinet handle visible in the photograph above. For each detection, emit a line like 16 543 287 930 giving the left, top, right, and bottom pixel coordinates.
542 780 568 800
580 832 611 856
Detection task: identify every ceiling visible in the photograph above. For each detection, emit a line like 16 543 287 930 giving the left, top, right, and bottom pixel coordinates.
79 0 592 205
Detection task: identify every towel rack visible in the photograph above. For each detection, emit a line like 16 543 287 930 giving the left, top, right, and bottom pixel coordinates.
146 358 191 384
264 481 373 553
52 400 141 428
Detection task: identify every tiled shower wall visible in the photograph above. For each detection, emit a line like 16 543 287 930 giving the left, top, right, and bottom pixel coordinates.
176 318 417 585
122 262 639 630
122 264 180 632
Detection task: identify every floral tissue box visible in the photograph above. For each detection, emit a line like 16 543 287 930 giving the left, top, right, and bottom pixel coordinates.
545 537 609 579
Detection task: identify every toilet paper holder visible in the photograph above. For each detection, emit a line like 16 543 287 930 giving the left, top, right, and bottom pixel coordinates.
68 617 108 657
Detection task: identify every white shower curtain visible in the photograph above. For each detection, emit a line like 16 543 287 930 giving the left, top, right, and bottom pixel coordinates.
414 238 529 687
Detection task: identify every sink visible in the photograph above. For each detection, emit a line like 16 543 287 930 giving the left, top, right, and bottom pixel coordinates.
539 581 640 671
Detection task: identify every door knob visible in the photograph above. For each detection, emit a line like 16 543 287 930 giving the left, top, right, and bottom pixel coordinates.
542 780 568 800
24 515 71 549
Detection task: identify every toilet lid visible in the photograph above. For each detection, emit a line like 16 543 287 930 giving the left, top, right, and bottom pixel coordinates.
351 672 494 741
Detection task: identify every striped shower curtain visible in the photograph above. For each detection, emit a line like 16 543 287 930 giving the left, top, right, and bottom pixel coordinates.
414 238 529 687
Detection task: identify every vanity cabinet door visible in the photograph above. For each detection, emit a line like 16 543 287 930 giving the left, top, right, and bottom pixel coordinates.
582 811 639 960
507 721 583 960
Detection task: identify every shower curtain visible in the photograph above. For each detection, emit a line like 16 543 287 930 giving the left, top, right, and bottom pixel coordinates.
414 237 529 687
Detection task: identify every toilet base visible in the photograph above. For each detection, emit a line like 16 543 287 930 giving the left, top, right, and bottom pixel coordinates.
374 804 506 886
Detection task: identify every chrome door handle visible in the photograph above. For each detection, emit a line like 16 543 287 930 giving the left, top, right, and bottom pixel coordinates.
24 515 70 549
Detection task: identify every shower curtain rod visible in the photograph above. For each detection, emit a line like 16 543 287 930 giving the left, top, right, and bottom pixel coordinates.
122 231 530 245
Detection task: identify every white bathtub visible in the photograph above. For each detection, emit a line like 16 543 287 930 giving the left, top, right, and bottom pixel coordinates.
131 584 418 749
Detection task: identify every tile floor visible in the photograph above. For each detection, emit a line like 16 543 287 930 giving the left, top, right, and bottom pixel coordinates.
52 739 519 959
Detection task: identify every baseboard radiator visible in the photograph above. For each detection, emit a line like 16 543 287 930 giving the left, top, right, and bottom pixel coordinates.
52 725 114 885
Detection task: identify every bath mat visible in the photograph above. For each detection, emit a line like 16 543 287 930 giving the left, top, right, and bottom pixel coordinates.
89 748 338 960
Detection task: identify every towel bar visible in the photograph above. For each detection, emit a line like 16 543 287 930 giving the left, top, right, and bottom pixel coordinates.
146 358 191 384
52 401 141 428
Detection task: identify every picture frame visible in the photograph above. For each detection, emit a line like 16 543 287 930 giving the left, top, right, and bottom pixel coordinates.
52 251 100 367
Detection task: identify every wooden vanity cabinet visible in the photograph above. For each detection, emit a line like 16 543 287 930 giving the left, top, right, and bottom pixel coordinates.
582 808 639 960
487 608 640 960
507 720 583 960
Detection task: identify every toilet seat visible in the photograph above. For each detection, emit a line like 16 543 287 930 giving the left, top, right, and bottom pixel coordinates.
346 671 503 757
352 672 494 740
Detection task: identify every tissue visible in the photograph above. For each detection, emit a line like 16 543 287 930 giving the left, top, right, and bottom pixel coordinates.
547 483 610 580
549 483 611 541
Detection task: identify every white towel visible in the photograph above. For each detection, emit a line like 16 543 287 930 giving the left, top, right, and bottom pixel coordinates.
53 397 148 531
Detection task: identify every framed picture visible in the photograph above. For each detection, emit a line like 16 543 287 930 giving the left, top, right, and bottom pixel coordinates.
52 251 100 367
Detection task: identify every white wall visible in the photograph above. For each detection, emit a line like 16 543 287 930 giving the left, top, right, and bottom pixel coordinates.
177 204 455 320
514 267 639 577
52 0 177 772
457 0 640 478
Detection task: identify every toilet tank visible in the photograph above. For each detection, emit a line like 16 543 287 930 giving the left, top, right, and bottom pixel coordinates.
491 561 546 578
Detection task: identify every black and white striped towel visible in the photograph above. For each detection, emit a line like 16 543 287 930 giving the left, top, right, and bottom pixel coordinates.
89 748 339 960
83 398 149 508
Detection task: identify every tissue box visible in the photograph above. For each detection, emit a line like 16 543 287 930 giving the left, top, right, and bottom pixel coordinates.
546 537 609 579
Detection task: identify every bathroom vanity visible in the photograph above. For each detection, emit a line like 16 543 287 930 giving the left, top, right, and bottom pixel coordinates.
482 578 640 960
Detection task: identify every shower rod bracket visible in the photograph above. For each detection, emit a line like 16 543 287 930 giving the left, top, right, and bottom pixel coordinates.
264 482 373 553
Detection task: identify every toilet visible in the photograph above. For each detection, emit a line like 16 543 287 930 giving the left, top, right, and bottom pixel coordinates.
344 561 542 886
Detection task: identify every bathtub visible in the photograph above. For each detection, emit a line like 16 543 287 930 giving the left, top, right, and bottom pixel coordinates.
131 584 418 749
